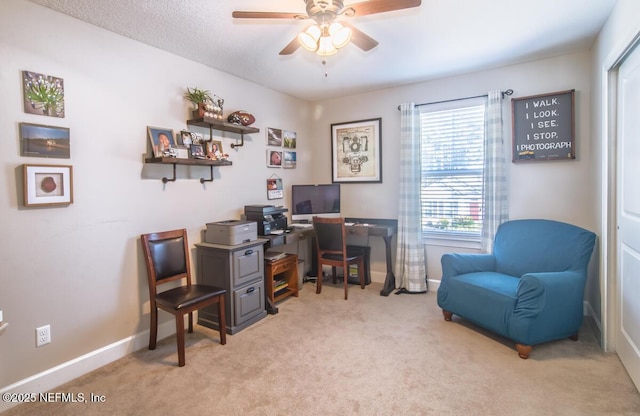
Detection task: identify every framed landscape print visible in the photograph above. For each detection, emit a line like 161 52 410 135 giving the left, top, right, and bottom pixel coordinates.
20 122 70 158
331 118 382 183
22 164 73 207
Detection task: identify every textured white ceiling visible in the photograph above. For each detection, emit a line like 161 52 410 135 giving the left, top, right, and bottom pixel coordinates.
26 0 617 102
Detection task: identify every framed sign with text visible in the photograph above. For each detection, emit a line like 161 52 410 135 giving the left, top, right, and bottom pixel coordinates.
511 90 575 163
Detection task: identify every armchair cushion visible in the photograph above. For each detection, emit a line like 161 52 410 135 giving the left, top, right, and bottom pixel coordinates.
437 219 596 354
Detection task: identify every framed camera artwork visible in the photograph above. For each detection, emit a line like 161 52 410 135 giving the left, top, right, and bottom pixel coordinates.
331 118 382 183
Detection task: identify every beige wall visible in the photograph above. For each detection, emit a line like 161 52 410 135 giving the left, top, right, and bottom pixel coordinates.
4 0 638 402
311 51 597 289
0 0 313 391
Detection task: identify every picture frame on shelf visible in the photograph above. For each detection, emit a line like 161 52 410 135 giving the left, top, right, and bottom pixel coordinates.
22 164 73 207
20 122 70 159
190 144 205 159
331 118 382 183
22 70 65 118
178 130 194 146
147 126 176 158
267 150 283 167
209 140 223 156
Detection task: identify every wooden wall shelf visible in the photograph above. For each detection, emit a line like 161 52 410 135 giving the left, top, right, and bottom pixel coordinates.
187 117 260 149
145 157 232 183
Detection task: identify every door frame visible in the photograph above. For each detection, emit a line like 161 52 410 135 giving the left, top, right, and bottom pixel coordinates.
602 31 640 352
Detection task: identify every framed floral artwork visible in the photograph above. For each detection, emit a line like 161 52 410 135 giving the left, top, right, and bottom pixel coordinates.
22 70 65 118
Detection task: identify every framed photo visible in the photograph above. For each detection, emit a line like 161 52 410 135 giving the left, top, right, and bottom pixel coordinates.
22 70 65 118
283 151 296 169
22 164 73 207
20 122 70 158
178 130 194 146
267 150 283 167
267 178 283 200
147 126 176 158
283 130 297 148
267 127 282 146
331 118 382 183
209 140 223 156
190 144 205 159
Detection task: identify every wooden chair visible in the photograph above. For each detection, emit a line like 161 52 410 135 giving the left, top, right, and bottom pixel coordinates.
141 229 226 367
312 216 366 300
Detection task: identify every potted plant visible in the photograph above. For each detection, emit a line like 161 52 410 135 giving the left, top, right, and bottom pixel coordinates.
184 87 212 117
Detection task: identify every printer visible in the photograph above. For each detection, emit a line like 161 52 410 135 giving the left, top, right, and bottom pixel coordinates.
243 205 288 235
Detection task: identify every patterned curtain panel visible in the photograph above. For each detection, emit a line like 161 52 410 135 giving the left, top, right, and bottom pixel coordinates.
395 103 427 293
481 90 509 252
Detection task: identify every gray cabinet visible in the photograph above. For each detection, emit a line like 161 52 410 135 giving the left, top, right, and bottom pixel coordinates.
195 239 268 334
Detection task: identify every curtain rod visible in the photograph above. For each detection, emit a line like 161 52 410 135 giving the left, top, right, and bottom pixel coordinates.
397 89 513 110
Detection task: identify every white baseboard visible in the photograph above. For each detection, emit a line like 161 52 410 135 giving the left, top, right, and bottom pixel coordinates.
0 320 175 413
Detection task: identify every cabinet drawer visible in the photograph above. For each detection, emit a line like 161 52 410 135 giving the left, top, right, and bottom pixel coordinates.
233 280 265 325
232 246 263 287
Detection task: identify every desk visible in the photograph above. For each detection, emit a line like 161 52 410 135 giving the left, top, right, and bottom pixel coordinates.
265 218 397 297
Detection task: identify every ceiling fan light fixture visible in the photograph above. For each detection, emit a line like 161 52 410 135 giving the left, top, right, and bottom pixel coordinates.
316 35 338 56
299 25 321 51
329 22 351 49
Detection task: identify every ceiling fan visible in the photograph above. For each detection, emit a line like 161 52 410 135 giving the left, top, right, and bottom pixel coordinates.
232 0 422 56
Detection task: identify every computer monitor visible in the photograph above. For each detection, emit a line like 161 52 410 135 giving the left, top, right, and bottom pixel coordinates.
291 184 341 223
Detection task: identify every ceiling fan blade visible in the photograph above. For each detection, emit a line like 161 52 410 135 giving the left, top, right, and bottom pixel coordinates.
232 11 302 19
279 36 301 55
342 22 379 51
347 0 421 17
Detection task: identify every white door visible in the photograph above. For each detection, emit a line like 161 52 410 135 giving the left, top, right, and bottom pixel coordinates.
617 42 640 390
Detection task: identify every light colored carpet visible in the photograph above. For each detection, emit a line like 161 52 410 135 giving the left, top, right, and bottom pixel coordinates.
4 281 640 415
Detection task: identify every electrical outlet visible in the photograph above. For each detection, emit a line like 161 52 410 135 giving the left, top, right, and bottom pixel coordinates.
36 324 51 347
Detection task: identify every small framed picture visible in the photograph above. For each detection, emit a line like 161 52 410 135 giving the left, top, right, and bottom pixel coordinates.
178 130 193 146
209 140 223 156
20 122 70 158
267 178 283 200
267 150 283 167
191 144 205 159
22 70 65 118
147 126 176 158
283 130 297 148
22 164 73 207
267 127 282 146
283 151 296 169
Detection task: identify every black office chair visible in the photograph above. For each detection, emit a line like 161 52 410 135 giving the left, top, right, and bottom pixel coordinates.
313 216 366 300
141 229 226 367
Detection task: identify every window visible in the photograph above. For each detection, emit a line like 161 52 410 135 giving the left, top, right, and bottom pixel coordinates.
419 97 486 240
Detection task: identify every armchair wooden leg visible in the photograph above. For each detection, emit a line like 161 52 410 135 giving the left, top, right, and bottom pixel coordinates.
569 334 578 341
442 310 453 321
515 343 532 359
149 306 158 350
176 314 186 367
188 311 194 333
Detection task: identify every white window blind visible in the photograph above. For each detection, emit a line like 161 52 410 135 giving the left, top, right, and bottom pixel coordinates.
419 97 486 239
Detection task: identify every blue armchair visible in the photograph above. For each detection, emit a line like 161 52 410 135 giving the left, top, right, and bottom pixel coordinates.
437 219 596 359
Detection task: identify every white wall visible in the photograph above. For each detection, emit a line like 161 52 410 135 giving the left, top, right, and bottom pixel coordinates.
312 51 597 287
0 0 312 390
